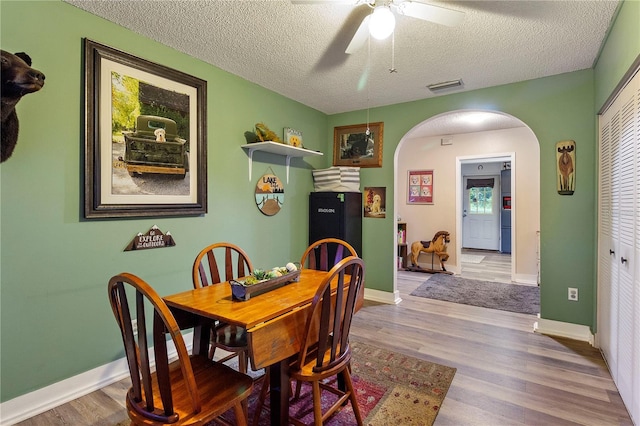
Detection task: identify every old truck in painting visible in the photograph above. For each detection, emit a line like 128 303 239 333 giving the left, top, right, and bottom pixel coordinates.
122 115 189 179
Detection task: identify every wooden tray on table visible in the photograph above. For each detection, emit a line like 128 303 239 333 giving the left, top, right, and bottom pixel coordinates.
229 270 301 301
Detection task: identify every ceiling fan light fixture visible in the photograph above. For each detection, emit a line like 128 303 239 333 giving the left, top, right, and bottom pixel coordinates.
426 79 464 92
369 6 395 40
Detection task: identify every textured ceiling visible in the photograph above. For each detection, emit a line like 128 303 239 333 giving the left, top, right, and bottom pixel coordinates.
64 0 620 135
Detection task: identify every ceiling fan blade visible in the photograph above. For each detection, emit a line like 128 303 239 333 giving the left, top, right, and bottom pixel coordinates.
345 14 371 54
291 1 359 4
394 1 464 27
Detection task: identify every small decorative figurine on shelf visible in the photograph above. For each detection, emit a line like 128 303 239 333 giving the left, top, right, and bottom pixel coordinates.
255 122 282 143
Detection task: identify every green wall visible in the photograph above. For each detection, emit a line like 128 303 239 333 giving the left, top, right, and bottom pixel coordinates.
329 70 598 325
594 0 640 110
1 0 638 406
0 1 327 401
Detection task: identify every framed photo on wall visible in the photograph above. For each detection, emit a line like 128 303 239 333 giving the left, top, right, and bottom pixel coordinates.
83 39 207 218
363 187 386 218
407 170 434 204
333 122 383 168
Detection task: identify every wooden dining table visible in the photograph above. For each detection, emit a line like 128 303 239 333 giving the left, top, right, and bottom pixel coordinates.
163 268 362 426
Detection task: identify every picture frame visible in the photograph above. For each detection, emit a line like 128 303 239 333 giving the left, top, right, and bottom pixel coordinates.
284 127 303 147
83 39 207 218
556 139 575 195
333 122 383 168
407 170 434 204
363 187 386 218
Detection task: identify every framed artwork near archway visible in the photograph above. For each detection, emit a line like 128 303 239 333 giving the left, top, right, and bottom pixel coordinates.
556 140 575 195
364 187 386 218
333 122 383 167
407 170 434 204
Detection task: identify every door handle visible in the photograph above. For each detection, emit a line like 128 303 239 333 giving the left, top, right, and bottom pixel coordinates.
609 249 615 255
621 257 628 264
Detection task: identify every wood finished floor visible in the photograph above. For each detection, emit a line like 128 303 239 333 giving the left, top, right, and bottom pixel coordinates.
460 248 514 284
17 255 632 425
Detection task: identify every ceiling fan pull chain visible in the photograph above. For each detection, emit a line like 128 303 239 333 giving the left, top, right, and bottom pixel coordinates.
389 31 397 73
366 34 371 134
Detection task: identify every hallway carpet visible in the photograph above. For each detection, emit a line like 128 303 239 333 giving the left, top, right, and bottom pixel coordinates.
410 274 539 315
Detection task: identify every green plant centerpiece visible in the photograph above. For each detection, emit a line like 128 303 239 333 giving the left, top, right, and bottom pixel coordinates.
230 262 300 301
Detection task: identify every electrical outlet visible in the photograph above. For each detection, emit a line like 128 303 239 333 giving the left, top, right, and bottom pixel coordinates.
131 319 138 335
568 287 578 301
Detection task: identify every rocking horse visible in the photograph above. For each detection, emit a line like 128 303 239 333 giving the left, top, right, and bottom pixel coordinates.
407 230 453 274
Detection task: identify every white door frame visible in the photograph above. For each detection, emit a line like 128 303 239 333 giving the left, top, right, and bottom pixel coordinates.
456 153 515 281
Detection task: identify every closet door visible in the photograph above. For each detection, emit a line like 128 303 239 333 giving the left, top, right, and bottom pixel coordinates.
597 63 639 423
630 72 639 423
598 99 619 379
615 81 637 411
598 111 615 377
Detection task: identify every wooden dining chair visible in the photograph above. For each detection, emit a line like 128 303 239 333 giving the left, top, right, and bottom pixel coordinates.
108 272 253 426
291 256 365 425
253 238 360 425
192 242 253 373
299 237 358 271
253 256 365 426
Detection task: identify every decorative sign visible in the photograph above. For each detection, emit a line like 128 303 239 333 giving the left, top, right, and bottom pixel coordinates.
255 173 284 216
284 127 303 147
407 170 434 204
124 225 176 251
556 140 575 195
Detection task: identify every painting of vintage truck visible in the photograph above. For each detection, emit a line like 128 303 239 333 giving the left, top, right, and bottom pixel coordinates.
122 115 189 179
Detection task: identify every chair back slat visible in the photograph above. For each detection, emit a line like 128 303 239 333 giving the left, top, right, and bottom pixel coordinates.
108 273 200 423
207 250 222 285
193 242 254 288
135 292 154 411
296 256 365 374
153 312 173 415
301 238 358 272
113 283 143 403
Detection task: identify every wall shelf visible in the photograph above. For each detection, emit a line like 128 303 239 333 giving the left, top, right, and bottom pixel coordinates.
241 141 323 183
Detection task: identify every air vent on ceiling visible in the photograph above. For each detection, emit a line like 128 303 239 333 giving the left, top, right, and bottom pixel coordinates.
427 79 463 93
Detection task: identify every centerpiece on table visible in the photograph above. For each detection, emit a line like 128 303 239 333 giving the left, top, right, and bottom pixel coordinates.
230 262 300 301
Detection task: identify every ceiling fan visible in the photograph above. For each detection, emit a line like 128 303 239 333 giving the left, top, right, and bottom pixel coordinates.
292 0 465 54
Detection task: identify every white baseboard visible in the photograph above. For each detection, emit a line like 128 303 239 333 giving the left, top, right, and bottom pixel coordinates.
533 317 594 345
0 332 194 426
364 288 401 304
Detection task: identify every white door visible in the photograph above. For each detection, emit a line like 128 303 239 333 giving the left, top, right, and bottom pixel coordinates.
597 63 639 422
462 176 500 250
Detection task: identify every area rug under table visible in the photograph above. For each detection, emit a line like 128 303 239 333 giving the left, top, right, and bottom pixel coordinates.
114 341 456 426
250 340 456 426
410 274 539 315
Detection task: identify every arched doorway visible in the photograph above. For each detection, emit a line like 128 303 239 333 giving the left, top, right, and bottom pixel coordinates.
393 110 540 296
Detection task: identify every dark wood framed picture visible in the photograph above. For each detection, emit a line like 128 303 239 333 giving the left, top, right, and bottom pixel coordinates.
407 170 434 204
83 39 207 218
333 122 383 168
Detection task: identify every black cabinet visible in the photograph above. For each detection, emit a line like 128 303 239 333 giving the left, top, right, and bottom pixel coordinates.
309 192 362 257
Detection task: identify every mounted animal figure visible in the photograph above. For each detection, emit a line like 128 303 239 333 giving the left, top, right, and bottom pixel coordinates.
410 230 451 271
1 50 45 163
557 143 574 193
